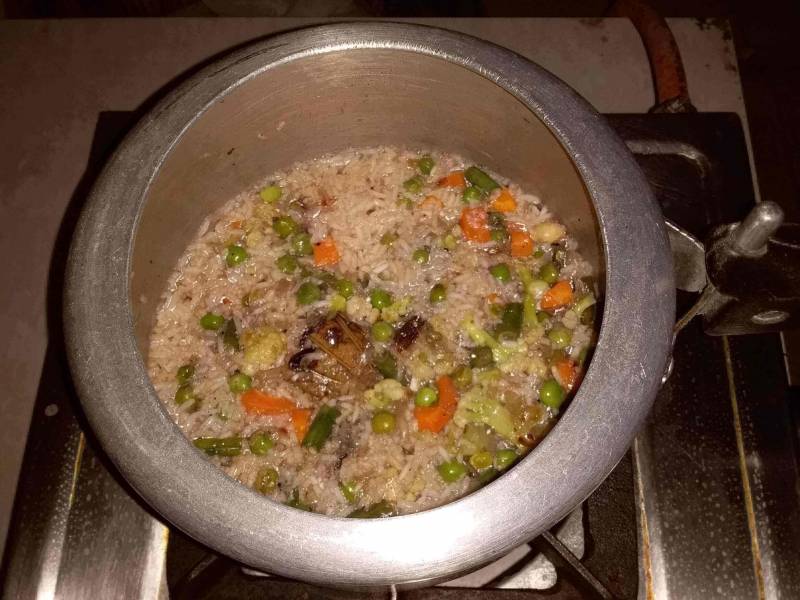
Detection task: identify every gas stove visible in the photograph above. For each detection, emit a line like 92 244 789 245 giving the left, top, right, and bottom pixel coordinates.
2 111 799 600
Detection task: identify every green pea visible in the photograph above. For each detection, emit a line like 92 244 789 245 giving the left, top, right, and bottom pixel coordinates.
412 247 430 264
489 263 512 283
336 279 355 299
339 481 360 504
429 283 447 304
539 379 566 409
259 185 282 204
276 254 298 274
469 346 495 369
533 249 545 258
488 211 505 228
249 431 275 455
200 312 225 330
380 231 399 247
416 154 435 175
296 281 322 305
374 351 398 380
581 304 596 326
254 467 279 494
370 288 393 309
225 244 248 267
176 364 195 384
397 196 414 209
451 365 473 390
442 234 458 251
462 186 483 203
174 384 194 405
491 228 509 243
469 451 493 471
494 449 518 471
415 386 439 407
371 411 397 434
538 262 559 285
371 321 394 343
437 460 467 483
227 371 252 393
403 175 425 194
271 215 298 238
290 232 313 256
548 326 572 349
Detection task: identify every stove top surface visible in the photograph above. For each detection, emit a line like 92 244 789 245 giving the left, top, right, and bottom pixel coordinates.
2 111 798 600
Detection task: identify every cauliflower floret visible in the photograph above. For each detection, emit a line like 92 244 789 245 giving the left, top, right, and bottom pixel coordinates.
241 326 287 375
363 379 407 409
530 221 566 243
381 296 412 324
346 295 379 324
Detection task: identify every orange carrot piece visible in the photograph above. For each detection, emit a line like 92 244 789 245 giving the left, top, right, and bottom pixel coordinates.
437 171 466 189
486 292 500 305
419 195 444 210
540 281 574 310
313 236 340 267
291 409 312 442
459 207 491 243
489 188 517 213
510 229 534 257
241 389 296 414
553 359 579 389
229 220 243 229
415 375 458 433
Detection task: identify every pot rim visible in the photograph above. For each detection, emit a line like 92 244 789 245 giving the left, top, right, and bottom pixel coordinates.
64 21 674 586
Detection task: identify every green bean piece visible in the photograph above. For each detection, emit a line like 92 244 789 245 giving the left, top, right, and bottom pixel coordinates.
533 248 545 258
276 254 298 274
494 449 518 471
249 431 275 455
290 232 313 256
547 326 572 349
336 278 355 299
193 436 242 456
369 288 393 309
174 384 195 405
302 405 341 450
538 262 559 285
259 185 282 204
402 175 425 194
397 196 414 209
494 302 524 341
469 451 493 471
429 283 447 304
348 500 395 519
488 211 505 228
254 467 279 494
227 371 252 393
271 215 298 238
581 304 596 326
438 460 467 483
339 481 360 504
225 244 248 267
374 351 398 380
462 186 483 204
451 365 473 390
465 166 500 193
371 321 394 343
296 281 322 305
415 386 439 407
412 247 430 264
416 154 435 175
539 379 566 409
489 263 512 283
491 228 509 244
469 346 495 369
371 411 397 434
222 319 240 351
286 488 311 511
200 312 225 331
176 364 195 384
380 231 399 247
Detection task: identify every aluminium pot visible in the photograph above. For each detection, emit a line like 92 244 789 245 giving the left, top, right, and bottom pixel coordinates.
64 22 674 588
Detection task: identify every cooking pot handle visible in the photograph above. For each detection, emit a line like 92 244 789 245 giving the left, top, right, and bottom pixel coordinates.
669 201 800 336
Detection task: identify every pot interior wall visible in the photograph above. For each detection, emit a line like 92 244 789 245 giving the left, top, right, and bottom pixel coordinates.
131 49 602 355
